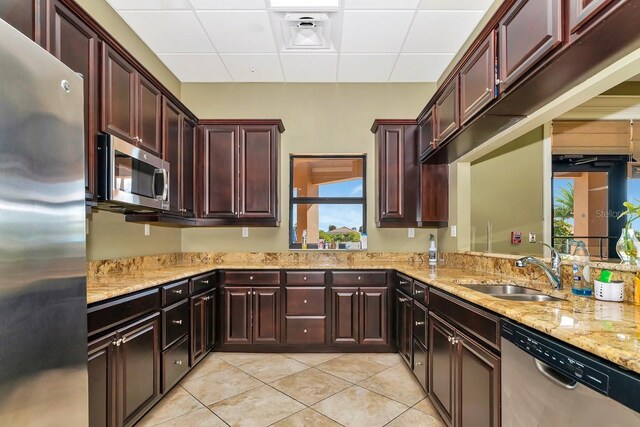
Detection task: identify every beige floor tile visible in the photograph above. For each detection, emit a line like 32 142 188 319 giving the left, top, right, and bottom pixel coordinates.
238 354 309 383
356 353 403 367
316 354 388 383
155 408 227 427
413 398 442 418
270 368 351 406
271 408 342 427
282 353 345 366
358 364 426 406
137 386 204 426
312 386 408 427
187 355 234 380
216 352 274 366
210 385 305 427
181 366 262 406
385 408 445 427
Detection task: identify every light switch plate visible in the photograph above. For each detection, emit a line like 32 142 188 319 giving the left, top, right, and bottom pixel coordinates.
144 224 150 236
451 225 457 237
242 227 249 237
408 228 415 238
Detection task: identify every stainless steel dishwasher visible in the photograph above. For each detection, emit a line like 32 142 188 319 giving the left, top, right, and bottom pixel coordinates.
501 320 640 426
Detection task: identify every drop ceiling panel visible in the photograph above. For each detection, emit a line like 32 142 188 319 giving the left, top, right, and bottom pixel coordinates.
338 54 396 82
221 54 284 81
159 54 232 81
344 0 420 9
419 0 494 9
106 0 191 10
119 11 214 53
281 54 338 82
189 0 267 9
391 53 453 82
197 11 277 53
341 11 414 53
403 10 484 53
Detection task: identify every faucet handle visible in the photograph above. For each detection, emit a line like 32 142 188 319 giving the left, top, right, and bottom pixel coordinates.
540 242 561 270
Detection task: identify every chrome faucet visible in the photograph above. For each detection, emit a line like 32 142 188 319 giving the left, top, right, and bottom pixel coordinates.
515 243 562 290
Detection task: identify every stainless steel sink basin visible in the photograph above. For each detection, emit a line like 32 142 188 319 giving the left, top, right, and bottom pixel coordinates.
461 284 565 302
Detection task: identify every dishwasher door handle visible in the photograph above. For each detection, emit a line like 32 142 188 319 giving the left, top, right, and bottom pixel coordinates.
534 359 578 390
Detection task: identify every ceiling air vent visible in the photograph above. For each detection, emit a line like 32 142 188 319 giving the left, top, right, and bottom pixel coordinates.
281 13 331 50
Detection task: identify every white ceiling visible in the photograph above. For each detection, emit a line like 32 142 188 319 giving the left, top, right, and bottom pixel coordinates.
106 0 494 83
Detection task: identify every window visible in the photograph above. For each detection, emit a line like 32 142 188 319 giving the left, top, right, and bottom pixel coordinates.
290 155 366 250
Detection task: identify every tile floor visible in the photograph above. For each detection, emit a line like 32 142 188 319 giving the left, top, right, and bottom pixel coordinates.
137 352 446 427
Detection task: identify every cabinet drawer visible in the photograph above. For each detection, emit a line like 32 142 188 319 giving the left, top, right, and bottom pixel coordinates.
429 289 500 350
162 300 189 349
224 271 280 285
162 336 189 392
162 280 189 307
413 281 428 306
397 274 413 296
286 287 326 315
332 271 387 285
285 271 326 285
88 288 160 337
285 317 326 344
413 339 428 390
191 272 216 295
413 302 428 348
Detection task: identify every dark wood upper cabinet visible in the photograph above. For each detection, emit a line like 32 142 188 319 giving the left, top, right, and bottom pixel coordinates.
332 287 359 344
419 163 449 227
200 121 283 225
101 43 136 143
48 0 99 200
162 97 182 214
419 107 436 160
137 75 162 156
435 77 460 142
181 117 196 217
460 32 496 125
429 312 456 426
373 121 419 227
239 126 278 220
498 0 562 92
202 125 239 219
224 287 251 344
359 287 387 345
568 0 617 35
0 0 45 46
253 287 280 343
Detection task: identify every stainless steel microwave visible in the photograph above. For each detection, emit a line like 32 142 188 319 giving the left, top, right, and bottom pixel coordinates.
97 135 170 211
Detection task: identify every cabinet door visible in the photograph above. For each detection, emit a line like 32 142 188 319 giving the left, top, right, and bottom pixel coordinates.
331 287 359 344
118 313 161 427
460 32 496 125
224 287 251 344
394 291 403 352
378 126 404 221
204 290 216 352
88 333 117 427
48 0 99 200
202 125 239 218
162 97 182 214
190 294 206 365
457 332 501 427
239 126 277 220
138 75 162 156
569 0 616 34
419 107 436 159
498 0 562 92
101 44 136 143
401 296 413 366
181 117 196 216
420 163 449 226
0 0 45 45
429 312 456 426
253 287 280 343
360 287 387 345
435 77 459 142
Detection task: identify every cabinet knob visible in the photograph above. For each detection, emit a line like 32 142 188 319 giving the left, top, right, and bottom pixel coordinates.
174 360 183 365
172 289 183 295
249 276 254 280
240 212 243 215
112 338 123 347
303 276 307 281
247 291 251 295
415 321 425 326
172 320 183 325
304 299 308 304
416 362 423 366
140 138 143 143
303 329 308 333
495 78 502 85
357 276 362 281
253 291 256 295
235 212 238 215
447 336 453 343
486 87 492 93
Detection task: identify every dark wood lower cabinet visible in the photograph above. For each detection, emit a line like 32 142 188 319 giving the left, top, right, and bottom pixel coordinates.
396 290 413 366
429 312 456 426
360 287 388 345
224 287 251 344
190 289 215 365
332 286 388 345
332 287 359 344
223 286 280 345
88 332 117 427
253 287 280 343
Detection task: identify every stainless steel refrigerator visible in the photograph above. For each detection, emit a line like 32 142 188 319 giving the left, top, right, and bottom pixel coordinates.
0 19 88 426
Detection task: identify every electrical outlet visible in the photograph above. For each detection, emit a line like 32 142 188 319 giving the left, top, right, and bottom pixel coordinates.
144 224 150 236
408 228 415 238
529 232 536 243
451 225 457 237
242 227 249 237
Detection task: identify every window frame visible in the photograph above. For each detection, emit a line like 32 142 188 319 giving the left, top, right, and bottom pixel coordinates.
289 154 367 249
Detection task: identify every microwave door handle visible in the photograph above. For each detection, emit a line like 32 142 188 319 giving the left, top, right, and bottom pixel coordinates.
152 168 163 201
162 168 169 201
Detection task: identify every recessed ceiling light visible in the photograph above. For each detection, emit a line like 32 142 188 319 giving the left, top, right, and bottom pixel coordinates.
270 0 340 8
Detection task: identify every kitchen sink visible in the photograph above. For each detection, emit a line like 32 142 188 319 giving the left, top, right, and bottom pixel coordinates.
461 284 565 302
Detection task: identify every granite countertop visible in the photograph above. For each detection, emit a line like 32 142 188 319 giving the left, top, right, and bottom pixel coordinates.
86 260 640 375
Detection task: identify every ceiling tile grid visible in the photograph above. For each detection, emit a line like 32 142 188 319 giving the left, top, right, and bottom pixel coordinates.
107 0 495 83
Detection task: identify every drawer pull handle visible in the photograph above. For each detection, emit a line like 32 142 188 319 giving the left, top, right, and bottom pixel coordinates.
416 362 423 366
303 329 308 333
399 281 409 285
172 289 183 295
414 289 424 295
172 320 183 325
415 321 425 326
174 360 183 365
202 280 209 284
